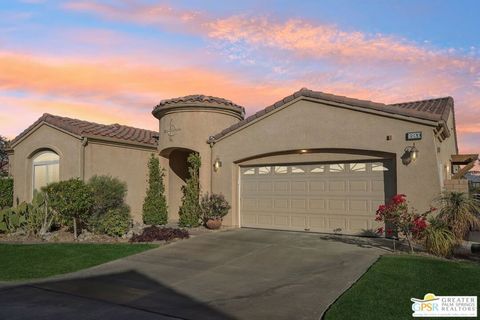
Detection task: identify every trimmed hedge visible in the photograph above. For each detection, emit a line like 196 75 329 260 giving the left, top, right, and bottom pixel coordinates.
0 178 13 209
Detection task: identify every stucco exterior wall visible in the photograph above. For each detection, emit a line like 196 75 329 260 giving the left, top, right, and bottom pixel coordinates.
157 109 241 220
10 124 82 203
84 140 156 223
211 98 457 226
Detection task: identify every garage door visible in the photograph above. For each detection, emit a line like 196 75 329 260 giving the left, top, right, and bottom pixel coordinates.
240 161 394 235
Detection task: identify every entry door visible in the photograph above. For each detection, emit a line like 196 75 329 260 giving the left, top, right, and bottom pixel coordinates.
240 161 394 235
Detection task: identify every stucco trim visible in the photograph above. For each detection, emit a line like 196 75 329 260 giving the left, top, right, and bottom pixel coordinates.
234 148 397 164
214 96 439 143
83 135 158 150
153 104 244 121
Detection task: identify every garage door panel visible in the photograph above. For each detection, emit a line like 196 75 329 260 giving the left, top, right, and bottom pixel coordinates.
241 160 393 234
349 180 369 192
328 199 347 210
273 198 289 209
273 215 289 226
349 199 369 212
291 216 307 228
258 182 273 192
291 199 307 210
328 217 347 230
328 180 346 192
309 181 326 192
274 181 290 192
309 199 326 210
291 181 307 192
349 218 369 230
258 199 273 209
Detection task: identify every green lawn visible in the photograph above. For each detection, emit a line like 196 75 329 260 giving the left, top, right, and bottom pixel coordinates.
324 255 480 320
0 243 158 281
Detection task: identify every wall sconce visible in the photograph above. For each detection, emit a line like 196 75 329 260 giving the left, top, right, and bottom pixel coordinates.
213 158 222 172
402 143 419 165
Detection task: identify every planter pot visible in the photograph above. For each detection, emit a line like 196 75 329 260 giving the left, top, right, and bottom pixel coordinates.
206 218 222 230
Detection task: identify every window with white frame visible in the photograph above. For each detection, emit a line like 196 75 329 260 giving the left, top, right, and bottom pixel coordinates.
32 151 59 193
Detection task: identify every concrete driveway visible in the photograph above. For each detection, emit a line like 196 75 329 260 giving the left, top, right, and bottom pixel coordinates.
0 229 384 320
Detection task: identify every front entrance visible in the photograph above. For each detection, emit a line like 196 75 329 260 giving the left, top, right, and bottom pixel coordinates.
240 160 395 235
162 148 197 222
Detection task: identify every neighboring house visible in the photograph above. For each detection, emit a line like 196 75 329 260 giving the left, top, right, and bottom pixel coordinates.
8 88 474 234
7 114 157 222
465 171 480 189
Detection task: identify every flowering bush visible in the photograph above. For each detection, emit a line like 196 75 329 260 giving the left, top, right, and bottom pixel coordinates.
376 194 434 253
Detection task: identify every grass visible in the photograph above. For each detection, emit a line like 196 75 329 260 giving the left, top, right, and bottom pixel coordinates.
324 255 480 320
0 243 158 281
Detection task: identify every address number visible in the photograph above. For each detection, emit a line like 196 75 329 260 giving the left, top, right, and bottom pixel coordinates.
406 132 422 141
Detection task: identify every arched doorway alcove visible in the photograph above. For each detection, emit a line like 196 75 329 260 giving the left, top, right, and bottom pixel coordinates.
160 147 197 222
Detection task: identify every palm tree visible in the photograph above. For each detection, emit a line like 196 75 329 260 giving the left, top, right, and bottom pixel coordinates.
436 191 480 240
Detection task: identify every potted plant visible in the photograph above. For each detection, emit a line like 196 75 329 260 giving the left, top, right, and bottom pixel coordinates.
200 193 231 229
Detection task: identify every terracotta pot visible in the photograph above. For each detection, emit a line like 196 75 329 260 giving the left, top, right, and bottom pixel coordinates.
206 218 222 230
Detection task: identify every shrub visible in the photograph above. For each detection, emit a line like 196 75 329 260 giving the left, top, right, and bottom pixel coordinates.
0 202 27 233
88 175 127 218
130 226 189 242
179 153 201 227
375 194 433 253
0 178 13 209
97 205 132 237
200 193 231 221
436 192 480 240
423 218 456 257
43 178 94 239
142 154 168 225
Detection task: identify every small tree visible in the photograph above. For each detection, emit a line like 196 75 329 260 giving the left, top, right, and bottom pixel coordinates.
179 153 201 227
375 194 432 253
43 178 94 239
142 154 168 225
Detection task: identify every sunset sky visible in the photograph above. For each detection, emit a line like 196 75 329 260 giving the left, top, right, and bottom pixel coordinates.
1 0 479 153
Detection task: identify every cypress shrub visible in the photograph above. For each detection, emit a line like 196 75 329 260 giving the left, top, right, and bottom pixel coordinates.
142 154 168 225
0 178 13 209
179 153 202 227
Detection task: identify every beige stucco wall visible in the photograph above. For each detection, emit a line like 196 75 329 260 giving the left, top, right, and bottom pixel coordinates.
157 109 241 221
10 123 156 223
10 124 82 204
211 98 457 226
84 140 156 223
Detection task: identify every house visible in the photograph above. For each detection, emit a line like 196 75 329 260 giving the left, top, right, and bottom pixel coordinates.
8 88 474 234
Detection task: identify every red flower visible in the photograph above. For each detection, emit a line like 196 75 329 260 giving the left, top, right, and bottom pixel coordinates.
377 227 384 234
386 228 393 236
391 194 407 205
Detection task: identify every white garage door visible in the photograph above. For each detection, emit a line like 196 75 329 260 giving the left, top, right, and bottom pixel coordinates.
240 161 394 235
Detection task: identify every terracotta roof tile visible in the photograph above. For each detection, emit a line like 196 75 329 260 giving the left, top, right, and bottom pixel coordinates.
212 88 454 140
153 94 245 114
11 114 157 147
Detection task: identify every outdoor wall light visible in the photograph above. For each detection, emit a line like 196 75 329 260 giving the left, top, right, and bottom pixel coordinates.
213 158 222 172
300 149 308 154
402 143 419 165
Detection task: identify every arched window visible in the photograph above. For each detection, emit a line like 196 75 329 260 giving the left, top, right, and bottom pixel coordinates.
32 150 59 193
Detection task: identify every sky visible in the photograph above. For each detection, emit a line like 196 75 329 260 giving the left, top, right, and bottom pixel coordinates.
0 0 479 154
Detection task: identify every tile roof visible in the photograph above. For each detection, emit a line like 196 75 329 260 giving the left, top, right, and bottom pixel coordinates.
211 88 454 141
153 94 245 115
10 113 158 147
